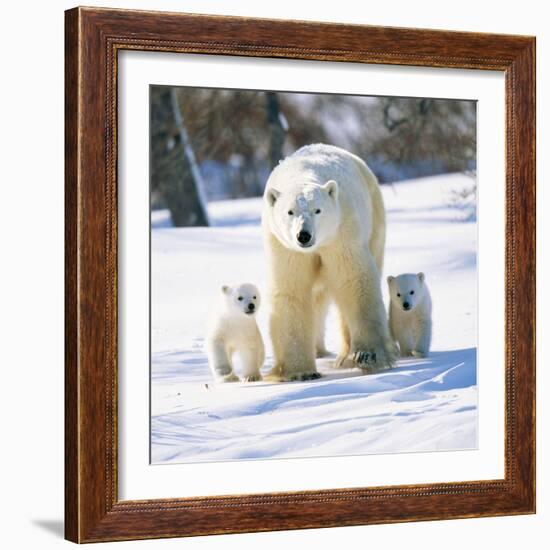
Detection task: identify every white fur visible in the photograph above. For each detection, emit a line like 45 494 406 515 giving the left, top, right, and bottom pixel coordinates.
387 273 432 358
206 283 265 383
262 143 396 380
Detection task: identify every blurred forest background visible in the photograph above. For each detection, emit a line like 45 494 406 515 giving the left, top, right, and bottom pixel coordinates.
150 86 476 227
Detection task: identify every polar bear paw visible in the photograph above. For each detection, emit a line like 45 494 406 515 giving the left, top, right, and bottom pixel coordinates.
265 364 321 382
352 350 378 365
242 373 263 382
341 347 395 373
220 372 240 383
288 371 322 382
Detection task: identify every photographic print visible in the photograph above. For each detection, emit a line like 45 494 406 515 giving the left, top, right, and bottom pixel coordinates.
150 85 478 465
65 9 536 540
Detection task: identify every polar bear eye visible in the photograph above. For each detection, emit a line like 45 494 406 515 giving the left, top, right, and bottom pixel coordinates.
315 209 321 214
410 290 415 295
238 296 243 301
397 293 401 297
288 210 294 216
253 296 257 300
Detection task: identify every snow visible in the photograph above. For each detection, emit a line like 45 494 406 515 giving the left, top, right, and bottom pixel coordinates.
151 173 478 464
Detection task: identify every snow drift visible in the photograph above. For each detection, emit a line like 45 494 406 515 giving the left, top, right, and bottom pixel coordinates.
151 173 478 464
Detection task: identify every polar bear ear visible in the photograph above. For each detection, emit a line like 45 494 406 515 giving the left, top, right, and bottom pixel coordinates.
221 285 230 294
417 272 425 283
387 275 395 284
323 179 339 200
266 188 281 207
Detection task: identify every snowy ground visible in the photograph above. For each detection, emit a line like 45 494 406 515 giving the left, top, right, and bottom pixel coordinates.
151 173 477 464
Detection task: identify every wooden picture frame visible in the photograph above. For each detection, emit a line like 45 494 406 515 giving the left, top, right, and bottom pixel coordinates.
65 6 536 543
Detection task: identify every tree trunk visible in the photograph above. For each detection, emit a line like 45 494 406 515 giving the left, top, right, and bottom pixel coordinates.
150 87 210 227
266 92 288 170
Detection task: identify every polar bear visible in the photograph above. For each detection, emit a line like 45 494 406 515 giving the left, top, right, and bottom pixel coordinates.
206 283 265 383
262 143 396 380
387 273 432 358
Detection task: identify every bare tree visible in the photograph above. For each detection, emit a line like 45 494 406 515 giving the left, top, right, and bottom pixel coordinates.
266 92 288 169
155 87 477 201
150 86 210 227
176 88 268 197
373 97 476 173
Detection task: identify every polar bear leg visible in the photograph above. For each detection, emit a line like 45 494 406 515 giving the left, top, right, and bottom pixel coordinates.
334 310 351 368
268 247 319 380
207 338 239 382
313 287 330 357
398 337 413 357
412 320 432 358
240 346 264 382
270 292 319 380
327 251 396 370
392 326 412 357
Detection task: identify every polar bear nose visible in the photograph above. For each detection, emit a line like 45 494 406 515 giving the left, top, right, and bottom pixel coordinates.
247 303 255 312
403 301 411 310
297 230 312 245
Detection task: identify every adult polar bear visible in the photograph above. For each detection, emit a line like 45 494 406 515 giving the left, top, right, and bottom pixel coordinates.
262 143 396 381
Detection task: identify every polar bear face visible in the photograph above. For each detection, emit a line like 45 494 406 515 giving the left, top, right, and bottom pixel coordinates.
265 180 340 252
387 273 426 312
221 283 261 316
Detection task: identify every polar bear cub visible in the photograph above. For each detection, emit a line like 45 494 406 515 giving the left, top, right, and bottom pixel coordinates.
206 283 265 383
387 273 432 358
